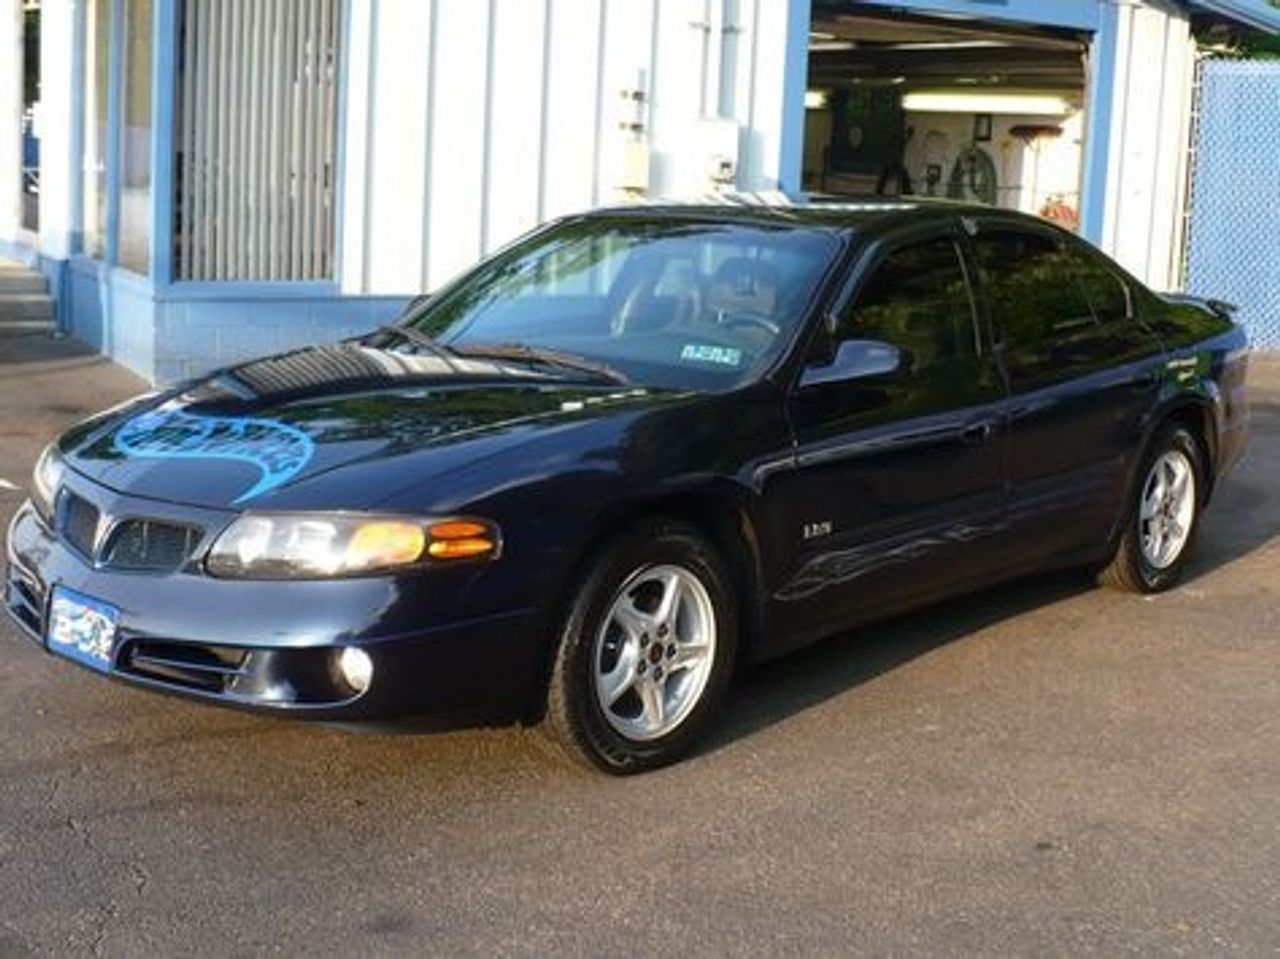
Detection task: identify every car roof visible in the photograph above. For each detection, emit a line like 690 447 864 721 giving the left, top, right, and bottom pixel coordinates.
585 191 1046 236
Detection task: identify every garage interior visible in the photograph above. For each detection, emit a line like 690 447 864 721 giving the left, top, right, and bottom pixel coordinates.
804 2 1091 229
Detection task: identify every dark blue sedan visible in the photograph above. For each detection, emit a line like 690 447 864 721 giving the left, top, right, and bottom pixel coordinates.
4 198 1250 772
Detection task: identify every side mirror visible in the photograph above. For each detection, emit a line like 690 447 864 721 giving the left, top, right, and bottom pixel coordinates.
800 338 905 388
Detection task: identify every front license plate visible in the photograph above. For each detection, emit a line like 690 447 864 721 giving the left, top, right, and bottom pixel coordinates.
46 587 120 673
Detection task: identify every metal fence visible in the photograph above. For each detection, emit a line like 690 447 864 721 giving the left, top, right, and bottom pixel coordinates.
1185 60 1280 347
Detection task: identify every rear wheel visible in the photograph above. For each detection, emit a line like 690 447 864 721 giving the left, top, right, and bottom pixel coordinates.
539 521 738 774
1099 424 1205 593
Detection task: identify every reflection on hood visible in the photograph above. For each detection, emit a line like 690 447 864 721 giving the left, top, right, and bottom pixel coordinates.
59 341 683 510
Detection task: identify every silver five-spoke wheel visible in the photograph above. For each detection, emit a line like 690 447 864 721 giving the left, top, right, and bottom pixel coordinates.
1139 449 1196 570
593 564 717 741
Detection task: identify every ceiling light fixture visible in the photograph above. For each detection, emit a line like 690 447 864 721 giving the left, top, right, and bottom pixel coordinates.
901 91 1077 116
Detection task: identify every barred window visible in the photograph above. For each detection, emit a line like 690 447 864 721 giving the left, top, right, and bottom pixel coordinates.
175 0 339 280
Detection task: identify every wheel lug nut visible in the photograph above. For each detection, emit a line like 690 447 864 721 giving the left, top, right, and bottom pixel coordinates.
640 634 649 647
658 625 668 637
667 645 676 659
638 662 647 674
654 667 663 680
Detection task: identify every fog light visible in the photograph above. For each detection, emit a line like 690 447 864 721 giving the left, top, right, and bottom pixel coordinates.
337 647 373 694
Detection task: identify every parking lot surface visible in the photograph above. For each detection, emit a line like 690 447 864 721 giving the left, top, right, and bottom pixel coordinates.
2 336 1278 956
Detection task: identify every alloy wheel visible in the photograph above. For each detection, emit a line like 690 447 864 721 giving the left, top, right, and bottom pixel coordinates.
592 563 717 741
1139 449 1197 570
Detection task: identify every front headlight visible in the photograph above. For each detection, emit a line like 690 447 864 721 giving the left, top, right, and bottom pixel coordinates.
31 444 65 521
205 513 501 579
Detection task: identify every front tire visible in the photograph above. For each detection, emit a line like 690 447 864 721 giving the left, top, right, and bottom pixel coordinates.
539 520 738 774
1099 424 1205 594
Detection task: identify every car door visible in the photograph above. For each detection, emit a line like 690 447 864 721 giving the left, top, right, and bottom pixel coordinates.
769 225 1009 644
965 220 1165 559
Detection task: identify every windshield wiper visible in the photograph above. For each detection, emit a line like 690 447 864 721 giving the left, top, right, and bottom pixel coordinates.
451 342 629 385
372 324 463 373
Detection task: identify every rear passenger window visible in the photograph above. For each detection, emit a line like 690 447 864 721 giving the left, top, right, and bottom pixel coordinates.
972 231 1094 336
1065 244 1132 323
843 237 976 371
972 229 1105 386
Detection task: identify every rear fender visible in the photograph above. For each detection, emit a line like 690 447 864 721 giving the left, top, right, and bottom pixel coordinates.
1114 341 1242 548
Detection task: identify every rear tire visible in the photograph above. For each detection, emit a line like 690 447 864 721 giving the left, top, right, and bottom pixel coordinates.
539 520 738 774
1098 424 1205 594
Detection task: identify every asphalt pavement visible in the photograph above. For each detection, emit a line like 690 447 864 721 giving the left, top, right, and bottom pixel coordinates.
1 334 1278 956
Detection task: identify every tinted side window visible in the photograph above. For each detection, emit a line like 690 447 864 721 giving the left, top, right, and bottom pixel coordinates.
842 237 976 369
972 230 1099 385
973 230 1093 335
1064 243 1131 323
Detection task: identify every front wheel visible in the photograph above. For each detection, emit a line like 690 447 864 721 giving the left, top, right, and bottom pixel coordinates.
539 521 738 774
1099 424 1205 593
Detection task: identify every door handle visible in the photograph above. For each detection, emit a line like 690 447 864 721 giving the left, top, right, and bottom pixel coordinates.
961 419 997 445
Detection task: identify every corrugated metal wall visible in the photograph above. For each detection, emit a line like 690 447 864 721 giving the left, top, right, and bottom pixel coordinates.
339 0 803 295
1185 60 1280 347
1096 0 1197 292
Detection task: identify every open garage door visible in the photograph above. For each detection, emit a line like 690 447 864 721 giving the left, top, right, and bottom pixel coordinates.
804 3 1090 229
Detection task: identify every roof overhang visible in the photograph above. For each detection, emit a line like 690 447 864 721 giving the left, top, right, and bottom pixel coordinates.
1186 0 1280 33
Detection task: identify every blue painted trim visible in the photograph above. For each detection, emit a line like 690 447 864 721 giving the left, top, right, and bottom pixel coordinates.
778 0 812 192
149 0 178 285
41 255 71 334
68 253 109 278
850 0 1099 32
1187 0 1280 33
155 280 345 301
105 262 155 294
1079 0 1119 245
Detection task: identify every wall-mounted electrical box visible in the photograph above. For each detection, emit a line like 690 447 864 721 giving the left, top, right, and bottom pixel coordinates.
696 118 740 192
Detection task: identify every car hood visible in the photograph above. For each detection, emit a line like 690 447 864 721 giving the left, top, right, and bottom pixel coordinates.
59 343 687 510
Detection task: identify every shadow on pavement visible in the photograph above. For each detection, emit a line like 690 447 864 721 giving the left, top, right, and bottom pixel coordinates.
1185 399 1280 578
707 570 1092 756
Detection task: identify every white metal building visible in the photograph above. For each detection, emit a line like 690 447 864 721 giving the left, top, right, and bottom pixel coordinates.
0 0 1277 383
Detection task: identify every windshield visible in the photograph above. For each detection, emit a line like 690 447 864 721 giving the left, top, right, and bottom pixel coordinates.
404 216 842 390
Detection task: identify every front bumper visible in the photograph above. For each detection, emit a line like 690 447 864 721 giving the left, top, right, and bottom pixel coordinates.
4 494 545 724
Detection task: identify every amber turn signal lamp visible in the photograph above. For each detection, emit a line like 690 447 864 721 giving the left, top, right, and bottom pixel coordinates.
426 520 500 560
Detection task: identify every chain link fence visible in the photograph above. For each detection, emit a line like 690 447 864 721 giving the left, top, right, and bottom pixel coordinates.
1185 60 1280 348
